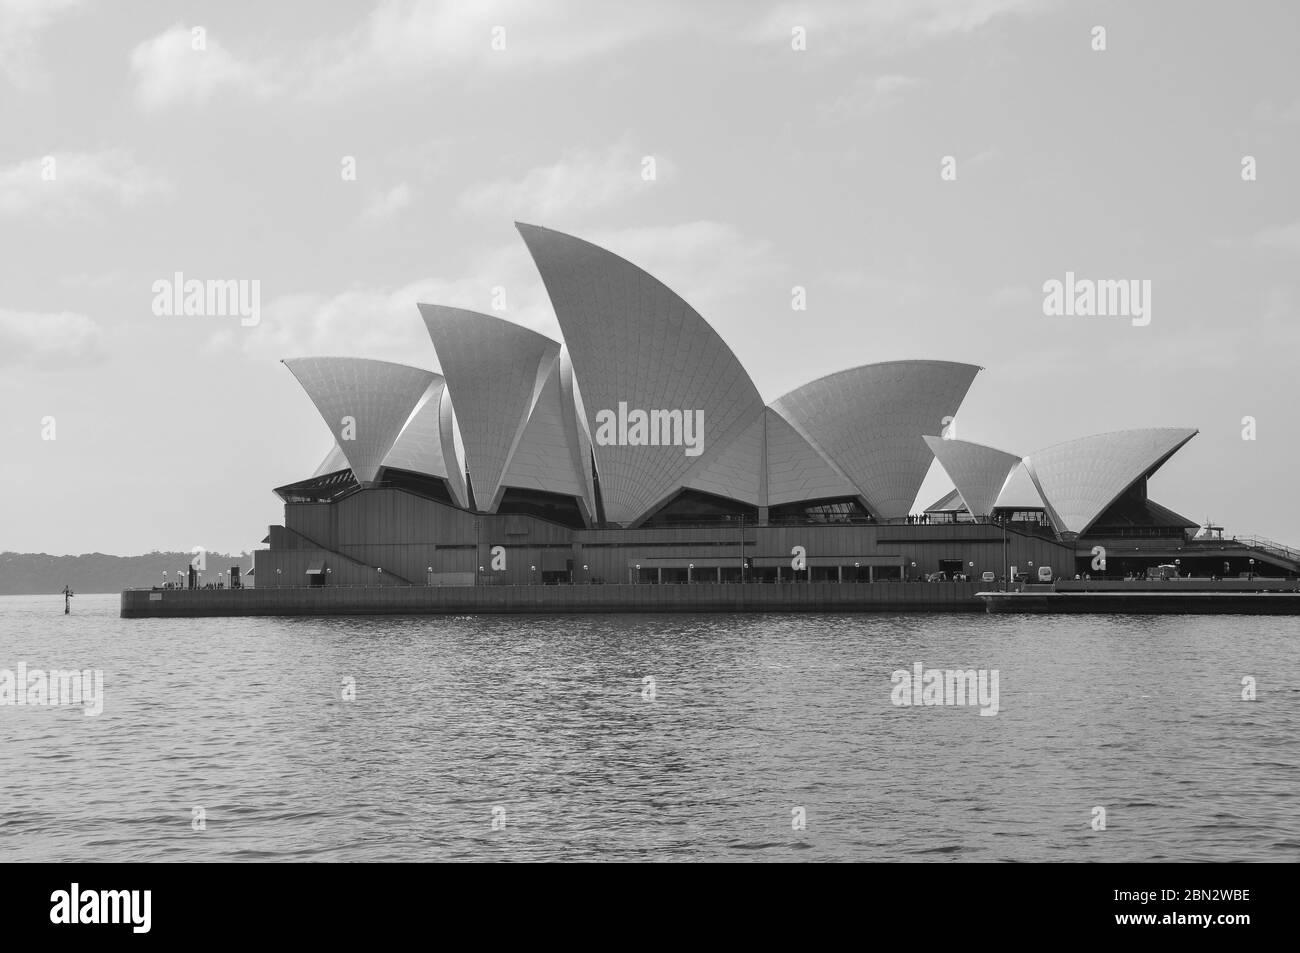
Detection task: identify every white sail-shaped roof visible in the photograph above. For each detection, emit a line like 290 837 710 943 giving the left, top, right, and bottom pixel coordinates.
558 350 596 510
923 436 1021 519
283 357 437 484
771 361 982 520
517 222 767 525
925 488 967 513
499 350 596 520
418 305 560 512
764 408 860 506
681 414 766 506
313 444 348 478
1024 428 1198 534
993 462 1046 510
380 377 470 508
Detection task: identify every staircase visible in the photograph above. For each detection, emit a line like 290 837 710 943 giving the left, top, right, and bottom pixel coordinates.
1236 535 1300 571
281 526 417 585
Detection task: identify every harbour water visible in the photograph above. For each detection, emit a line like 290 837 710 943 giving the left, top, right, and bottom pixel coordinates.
1 593 1296 862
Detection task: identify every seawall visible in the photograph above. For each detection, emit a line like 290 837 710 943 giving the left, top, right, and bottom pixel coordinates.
121 581 983 617
979 589 1300 614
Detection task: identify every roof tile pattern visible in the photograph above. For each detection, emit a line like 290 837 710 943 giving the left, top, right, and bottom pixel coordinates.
1024 428 1198 534
681 413 766 506
500 353 596 519
764 408 859 505
558 350 596 509
993 462 1045 510
379 377 470 507
436 389 470 509
923 436 1021 518
283 357 436 484
313 444 347 478
771 361 981 519
419 305 560 511
517 222 766 525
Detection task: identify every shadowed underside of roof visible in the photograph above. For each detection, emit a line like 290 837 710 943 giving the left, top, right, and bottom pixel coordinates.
1024 428 1198 534
283 356 437 484
771 361 982 520
517 221 767 525
380 377 469 508
925 487 966 513
923 436 1022 518
763 408 859 506
1091 494 1199 531
313 443 348 478
994 462 1046 510
498 350 596 521
678 413 766 506
558 350 596 510
419 304 560 512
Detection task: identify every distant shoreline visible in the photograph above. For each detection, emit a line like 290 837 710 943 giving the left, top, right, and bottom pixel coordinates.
0 551 253 597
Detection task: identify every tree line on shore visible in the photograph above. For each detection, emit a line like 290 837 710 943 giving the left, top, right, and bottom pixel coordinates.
0 551 254 595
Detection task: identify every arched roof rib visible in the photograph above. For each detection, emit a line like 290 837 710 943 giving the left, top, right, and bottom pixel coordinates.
994 462 1046 510
418 304 560 512
313 443 348 478
380 377 470 508
1023 428 1198 535
498 350 597 521
771 361 982 520
517 222 767 526
764 408 860 506
923 437 1021 519
283 356 437 485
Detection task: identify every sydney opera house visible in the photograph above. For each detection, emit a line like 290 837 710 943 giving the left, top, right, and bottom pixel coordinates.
251 223 1300 591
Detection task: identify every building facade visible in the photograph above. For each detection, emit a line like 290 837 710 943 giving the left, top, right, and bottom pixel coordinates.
252 224 1300 590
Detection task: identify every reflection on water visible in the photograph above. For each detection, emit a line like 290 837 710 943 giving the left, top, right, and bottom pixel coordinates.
1 594 1296 862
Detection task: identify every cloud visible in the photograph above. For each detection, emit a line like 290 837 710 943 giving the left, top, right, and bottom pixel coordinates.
129 23 278 110
819 74 917 118
211 242 561 365
59 270 127 289
989 284 1035 309
0 150 170 219
213 220 774 365
0 309 106 368
1253 97 1300 125
584 220 778 316
459 145 667 219
128 0 1053 109
303 0 669 96
751 0 1052 53
0 0 83 88
360 182 413 225
129 1 673 108
1253 221 1300 257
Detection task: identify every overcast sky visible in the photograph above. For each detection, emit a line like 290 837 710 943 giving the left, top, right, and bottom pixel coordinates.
2 0 1298 556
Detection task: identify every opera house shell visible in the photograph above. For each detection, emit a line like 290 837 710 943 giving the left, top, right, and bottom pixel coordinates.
254 222 1266 588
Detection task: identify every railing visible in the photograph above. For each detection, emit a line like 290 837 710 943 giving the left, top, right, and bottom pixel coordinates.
133 578 967 591
278 526 418 585
1183 533 1300 565
1085 526 1187 539
1235 535 1300 563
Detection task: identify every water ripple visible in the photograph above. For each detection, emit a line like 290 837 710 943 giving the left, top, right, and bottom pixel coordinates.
0 595 1297 862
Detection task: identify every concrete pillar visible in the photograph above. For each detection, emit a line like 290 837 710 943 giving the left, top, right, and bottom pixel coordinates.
716 567 722 583
776 565 782 583
837 566 843 584
656 568 663 585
